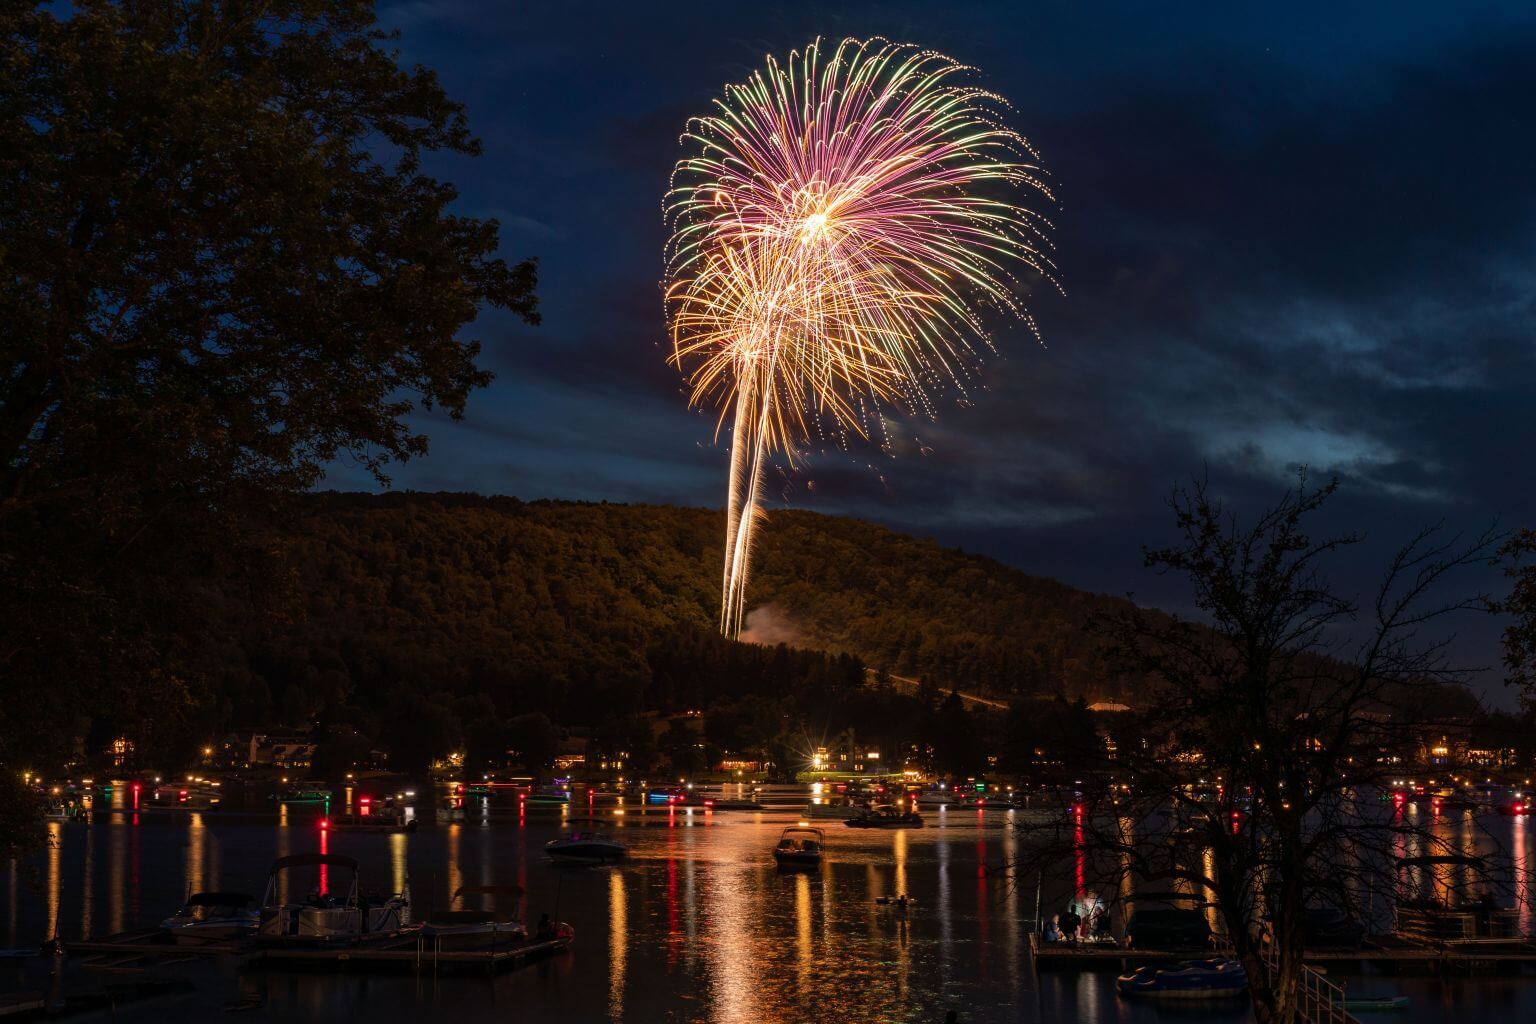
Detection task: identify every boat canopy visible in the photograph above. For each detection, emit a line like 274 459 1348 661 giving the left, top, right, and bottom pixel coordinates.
270 852 359 872
184 891 253 907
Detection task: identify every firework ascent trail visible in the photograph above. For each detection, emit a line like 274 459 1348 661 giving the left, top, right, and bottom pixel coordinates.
665 37 1057 638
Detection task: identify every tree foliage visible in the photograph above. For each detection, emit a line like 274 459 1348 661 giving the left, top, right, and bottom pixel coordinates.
0 2 535 781
1499 528 1536 703
1011 476 1508 1024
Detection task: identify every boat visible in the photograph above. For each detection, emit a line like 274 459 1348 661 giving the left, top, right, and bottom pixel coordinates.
419 885 527 950
545 830 627 863
843 804 922 829
325 810 418 833
160 891 259 945
270 787 332 804
256 853 409 945
42 801 86 823
874 894 916 910
1124 905 1213 949
803 801 858 819
772 826 824 867
1343 996 1410 1012
1117 958 1248 1000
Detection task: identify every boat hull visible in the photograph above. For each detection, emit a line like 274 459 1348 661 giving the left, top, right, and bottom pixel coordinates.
1117 960 1248 1000
547 845 626 864
773 852 821 867
420 922 527 950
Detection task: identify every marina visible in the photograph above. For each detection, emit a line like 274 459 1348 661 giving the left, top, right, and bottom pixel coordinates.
2 786 1533 1022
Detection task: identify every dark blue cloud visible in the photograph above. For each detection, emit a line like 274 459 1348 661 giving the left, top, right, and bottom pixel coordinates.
324 0 1536 703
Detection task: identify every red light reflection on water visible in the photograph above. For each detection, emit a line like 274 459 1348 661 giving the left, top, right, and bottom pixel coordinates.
318 826 329 894
1073 804 1085 901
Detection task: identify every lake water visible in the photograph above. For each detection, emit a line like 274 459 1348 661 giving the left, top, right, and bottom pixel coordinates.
3 791 1534 1022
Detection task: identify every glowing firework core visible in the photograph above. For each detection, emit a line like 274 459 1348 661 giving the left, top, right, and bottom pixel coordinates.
666 37 1057 638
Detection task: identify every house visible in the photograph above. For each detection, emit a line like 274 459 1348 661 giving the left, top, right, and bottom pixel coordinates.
245 733 317 769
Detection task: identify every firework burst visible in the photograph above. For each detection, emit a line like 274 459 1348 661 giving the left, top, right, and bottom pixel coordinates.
666 37 1057 637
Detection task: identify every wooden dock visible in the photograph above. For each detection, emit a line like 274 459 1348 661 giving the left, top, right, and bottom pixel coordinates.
68 928 243 958
65 927 572 976
1030 932 1536 971
246 932 572 974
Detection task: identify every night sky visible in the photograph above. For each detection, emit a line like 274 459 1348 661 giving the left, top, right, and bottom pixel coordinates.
327 1 1536 703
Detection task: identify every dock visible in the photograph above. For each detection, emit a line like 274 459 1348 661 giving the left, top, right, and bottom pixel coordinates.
65 927 573 976
1030 932 1536 972
247 932 572 974
68 928 243 958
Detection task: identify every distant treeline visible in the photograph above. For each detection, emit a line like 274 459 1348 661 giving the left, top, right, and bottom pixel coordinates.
138 491 1503 774
199 492 1137 733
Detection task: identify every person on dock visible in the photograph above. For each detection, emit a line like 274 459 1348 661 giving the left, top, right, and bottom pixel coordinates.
1043 915 1062 943
1090 905 1109 942
1061 904 1081 944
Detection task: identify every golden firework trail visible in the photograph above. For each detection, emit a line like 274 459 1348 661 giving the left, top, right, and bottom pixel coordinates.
665 37 1057 637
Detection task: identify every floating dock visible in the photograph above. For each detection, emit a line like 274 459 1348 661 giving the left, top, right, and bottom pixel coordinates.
246 932 572 974
65 927 572 976
1030 932 1536 972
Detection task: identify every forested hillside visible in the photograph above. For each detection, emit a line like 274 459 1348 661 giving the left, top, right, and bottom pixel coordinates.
206 492 1135 736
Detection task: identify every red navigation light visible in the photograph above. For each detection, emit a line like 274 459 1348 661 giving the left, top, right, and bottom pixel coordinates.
359 796 371 804
178 789 188 802
319 818 329 830
704 799 715 806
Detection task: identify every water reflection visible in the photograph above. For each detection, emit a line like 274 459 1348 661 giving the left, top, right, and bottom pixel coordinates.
44 822 60 940
607 867 626 1022
794 870 811 994
1515 818 1532 935
6 796 1535 1024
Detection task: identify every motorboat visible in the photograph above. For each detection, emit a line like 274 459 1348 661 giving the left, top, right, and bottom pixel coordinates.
525 784 572 806
326 810 417 833
271 787 332 804
843 804 922 829
545 830 627 864
160 891 259 945
420 885 527 950
257 853 409 945
1117 958 1248 1000
43 801 86 823
772 826 824 867
803 800 858 819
